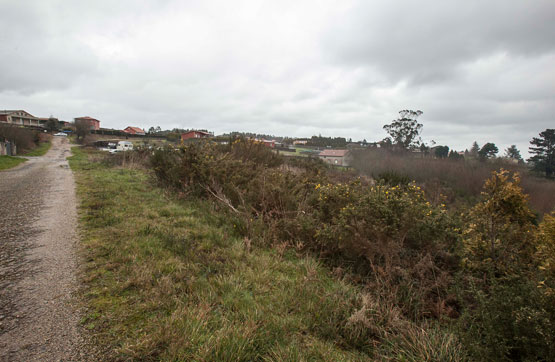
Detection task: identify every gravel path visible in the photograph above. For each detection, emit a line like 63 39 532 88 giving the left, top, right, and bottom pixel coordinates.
0 137 91 361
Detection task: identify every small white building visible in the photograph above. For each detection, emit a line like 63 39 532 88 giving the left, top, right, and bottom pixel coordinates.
116 141 134 151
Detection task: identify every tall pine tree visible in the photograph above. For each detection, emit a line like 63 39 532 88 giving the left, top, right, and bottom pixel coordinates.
528 129 555 178
470 141 480 158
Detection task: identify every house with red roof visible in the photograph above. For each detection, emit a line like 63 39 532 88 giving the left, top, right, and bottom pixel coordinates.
123 126 146 136
181 130 212 141
318 149 352 166
74 116 100 130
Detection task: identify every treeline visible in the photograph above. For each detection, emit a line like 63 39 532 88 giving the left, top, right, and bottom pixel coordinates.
306 135 347 148
380 110 554 179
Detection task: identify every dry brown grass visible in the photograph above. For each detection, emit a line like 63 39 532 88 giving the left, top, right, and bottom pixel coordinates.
351 148 555 214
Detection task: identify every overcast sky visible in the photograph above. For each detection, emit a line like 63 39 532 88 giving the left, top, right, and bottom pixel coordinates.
1 0 554 155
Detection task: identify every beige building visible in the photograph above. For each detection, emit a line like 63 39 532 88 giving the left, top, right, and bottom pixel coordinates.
318 149 352 166
0 110 44 127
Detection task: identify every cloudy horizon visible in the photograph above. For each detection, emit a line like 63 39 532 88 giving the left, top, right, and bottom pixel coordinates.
1 0 554 156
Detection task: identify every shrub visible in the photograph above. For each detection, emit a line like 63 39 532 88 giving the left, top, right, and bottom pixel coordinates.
536 212 555 296
462 169 536 280
458 277 555 361
150 142 460 321
306 181 459 319
376 171 411 186
458 170 555 361
0 124 38 152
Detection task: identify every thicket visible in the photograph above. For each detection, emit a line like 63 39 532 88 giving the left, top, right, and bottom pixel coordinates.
351 147 555 215
147 139 554 360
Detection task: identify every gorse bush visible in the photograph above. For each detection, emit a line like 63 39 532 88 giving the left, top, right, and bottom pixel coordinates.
462 170 537 280
148 142 554 360
376 171 412 186
151 139 459 320
536 212 555 296
459 170 555 361
307 181 460 320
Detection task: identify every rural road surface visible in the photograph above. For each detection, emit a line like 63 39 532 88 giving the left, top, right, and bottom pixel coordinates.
0 137 91 361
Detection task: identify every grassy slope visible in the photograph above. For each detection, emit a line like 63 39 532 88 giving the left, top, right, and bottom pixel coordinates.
21 140 52 156
69 147 374 361
0 155 27 170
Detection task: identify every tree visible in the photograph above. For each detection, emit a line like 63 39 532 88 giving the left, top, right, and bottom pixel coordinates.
449 150 463 160
45 117 60 132
478 142 498 161
470 141 480 158
419 142 430 156
504 145 523 163
434 145 449 158
383 109 423 150
528 129 555 178
148 126 162 134
74 119 90 144
379 137 393 149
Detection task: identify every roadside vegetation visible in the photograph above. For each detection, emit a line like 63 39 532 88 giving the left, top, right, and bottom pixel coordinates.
71 137 554 361
20 139 52 156
0 124 52 156
0 155 27 170
72 147 449 361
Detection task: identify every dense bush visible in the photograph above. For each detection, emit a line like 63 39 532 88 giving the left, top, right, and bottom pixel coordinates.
459 277 555 361
151 139 459 320
148 142 555 360
351 147 555 215
458 170 555 361
0 124 39 152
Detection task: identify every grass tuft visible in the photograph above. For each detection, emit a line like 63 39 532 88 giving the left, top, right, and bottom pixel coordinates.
0 155 27 170
21 140 52 156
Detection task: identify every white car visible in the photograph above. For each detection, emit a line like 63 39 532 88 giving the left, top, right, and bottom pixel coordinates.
54 132 68 136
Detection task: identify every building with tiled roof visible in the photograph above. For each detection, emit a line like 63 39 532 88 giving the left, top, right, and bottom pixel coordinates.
0 110 44 127
318 149 352 166
74 116 100 130
123 126 146 135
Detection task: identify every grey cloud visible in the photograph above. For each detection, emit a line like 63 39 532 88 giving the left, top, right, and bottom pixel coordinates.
0 2 100 94
327 0 555 85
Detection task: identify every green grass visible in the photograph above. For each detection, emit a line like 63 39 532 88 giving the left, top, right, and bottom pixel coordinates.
0 155 27 170
69 147 467 361
21 140 52 156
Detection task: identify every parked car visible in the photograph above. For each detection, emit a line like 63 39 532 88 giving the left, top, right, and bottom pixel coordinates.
54 132 68 137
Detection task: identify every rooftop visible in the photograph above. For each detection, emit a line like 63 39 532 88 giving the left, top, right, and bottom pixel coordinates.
75 116 99 121
319 149 350 157
124 126 145 133
0 110 37 117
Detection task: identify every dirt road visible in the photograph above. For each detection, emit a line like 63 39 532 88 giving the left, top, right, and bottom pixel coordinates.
0 137 90 361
